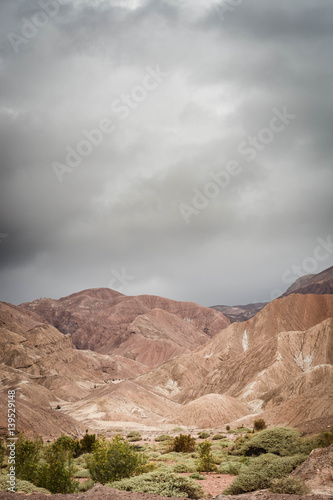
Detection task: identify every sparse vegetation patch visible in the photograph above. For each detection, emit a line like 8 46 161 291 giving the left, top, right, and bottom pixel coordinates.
107 470 203 499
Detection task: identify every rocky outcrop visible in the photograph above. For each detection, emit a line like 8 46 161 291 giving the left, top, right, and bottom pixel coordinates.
292 444 333 495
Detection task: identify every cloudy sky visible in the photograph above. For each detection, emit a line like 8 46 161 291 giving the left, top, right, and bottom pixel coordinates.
0 0 332 307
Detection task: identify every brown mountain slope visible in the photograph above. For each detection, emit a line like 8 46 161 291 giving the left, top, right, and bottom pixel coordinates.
2 292 332 434
169 393 249 428
19 289 230 368
138 294 333 427
63 379 181 430
0 301 147 438
282 265 333 296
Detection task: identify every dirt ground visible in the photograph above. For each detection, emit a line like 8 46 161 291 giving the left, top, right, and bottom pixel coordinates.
180 472 235 496
0 485 333 500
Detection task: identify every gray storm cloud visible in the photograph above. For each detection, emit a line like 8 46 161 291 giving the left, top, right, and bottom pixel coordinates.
0 0 332 306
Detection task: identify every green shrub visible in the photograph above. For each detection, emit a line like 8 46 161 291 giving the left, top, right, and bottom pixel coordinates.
318 430 333 447
78 479 94 492
158 452 181 461
87 434 148 484
232 427 252 434
74 452 90 468
231 427 301 456
219 461 243 475
189 472 205 480
80 431 96 454
155 434 172 442
253 419 267 432
126 431 142 442
286 435 322 456
219 439 233 448
0 475 49 494
53 435 80 457
197 432 210 439
107 470 203 499
36 439 78 494
270 476 309 494
196 441 217 472
226 425 230 431
173 462 196 473
73 468 91 478
15 434 43 483
223 453 306 494
171 434 196 453
212 434 225 440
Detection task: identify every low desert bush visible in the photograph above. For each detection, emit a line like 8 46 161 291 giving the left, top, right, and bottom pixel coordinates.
233 427 252 434
219 439 233 448
173 462 196 473
226 425 230 431
223 453 306 494
107 470 203 499
189 472 205 480
74 452 91 468
171 434 196 453
218 455 250 475
231 427 301 456
0 475 49 494
126 431 142 442
78 479 95 492
155 434 172 442
158 452 181 461
73 468 91 478
197 432 210 439
87 435 149 484
318 430 333 447
270 476 310 494
196 441 217 472
219 461 243 475
253 419 267 432
212 434 225 440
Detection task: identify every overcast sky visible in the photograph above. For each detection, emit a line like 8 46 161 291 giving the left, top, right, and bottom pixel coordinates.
0 0 332 307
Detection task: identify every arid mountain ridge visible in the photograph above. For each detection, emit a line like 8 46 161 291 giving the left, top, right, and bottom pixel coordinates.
211 266 333 323
0 267 332 438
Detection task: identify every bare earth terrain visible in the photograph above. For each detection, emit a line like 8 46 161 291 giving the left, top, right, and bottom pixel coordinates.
0 485 332 500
